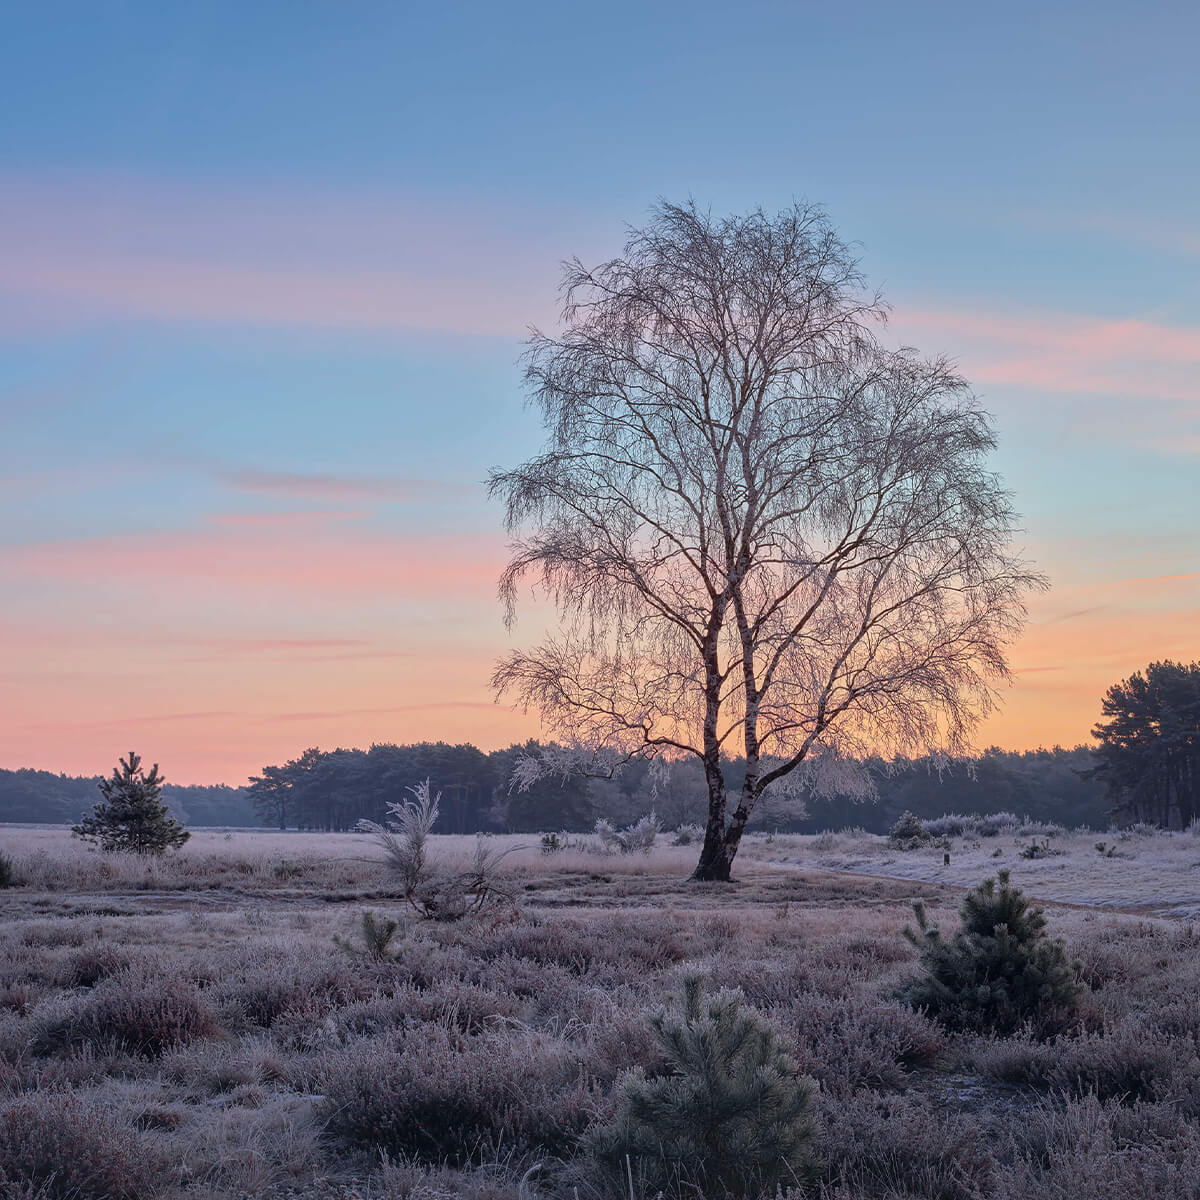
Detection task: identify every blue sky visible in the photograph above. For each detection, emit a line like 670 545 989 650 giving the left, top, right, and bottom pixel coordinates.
2 1 1197 780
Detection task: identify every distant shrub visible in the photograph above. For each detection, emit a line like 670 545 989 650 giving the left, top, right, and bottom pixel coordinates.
976 811 1020 837
1016 819 1066 838
0 851 16 889
540 831 566 854
0 1092 169 1199
583 974 820 1199
888 811 933 850
920 814 973 838
595 812 660 854
670 823 704 846
902 869 1084 1035
1019 837 1065 860
32 970 218 1058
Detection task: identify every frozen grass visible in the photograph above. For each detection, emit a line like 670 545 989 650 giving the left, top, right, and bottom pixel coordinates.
3 827 1200 1197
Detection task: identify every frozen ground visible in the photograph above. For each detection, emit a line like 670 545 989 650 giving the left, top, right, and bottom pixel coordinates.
756 827 1200 919
7 823 1200 918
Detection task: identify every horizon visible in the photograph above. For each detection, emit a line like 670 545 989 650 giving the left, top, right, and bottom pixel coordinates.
3 3 1197 785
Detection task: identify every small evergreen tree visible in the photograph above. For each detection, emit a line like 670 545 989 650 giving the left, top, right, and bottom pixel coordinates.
72 752 189 855
902 869 1083 1034
584 974 820 1198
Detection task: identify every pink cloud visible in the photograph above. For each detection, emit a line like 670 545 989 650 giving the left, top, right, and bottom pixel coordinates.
892 305 1200 411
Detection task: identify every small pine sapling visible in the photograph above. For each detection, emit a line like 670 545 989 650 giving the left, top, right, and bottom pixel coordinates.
72 752 189 855
584 974 820 1198
902 869 1083 1035
334 911 402 961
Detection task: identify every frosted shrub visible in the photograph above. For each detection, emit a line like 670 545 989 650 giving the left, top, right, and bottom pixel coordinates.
976 811 1020 837
888 811 933 850
595 812 660 854
357 779 440 894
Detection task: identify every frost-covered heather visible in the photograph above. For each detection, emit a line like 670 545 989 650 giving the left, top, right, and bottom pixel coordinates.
4 827 1200 1197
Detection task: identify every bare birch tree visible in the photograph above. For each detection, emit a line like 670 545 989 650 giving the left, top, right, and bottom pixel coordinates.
490 201 1044 881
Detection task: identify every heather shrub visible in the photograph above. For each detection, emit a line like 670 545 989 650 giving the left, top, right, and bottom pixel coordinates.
59 945 131 989
210 954 372 1029
322 1027 593 1162
0 1092 169 1200
1004 1094 1200 1200
817 1089 994 1200
31 969 218 1058
785 992 944 1096
0 852 15 889
583 975 820 1200
973 1023 1200 1111
902 870 1083 1034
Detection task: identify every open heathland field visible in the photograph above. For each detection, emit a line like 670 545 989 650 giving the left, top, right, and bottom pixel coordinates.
4 827 1200 1199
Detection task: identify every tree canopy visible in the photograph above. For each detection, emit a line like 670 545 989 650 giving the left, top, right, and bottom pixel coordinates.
1090 660 1200 828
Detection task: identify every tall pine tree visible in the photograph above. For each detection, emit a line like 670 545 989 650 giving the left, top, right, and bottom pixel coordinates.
72 752 189 854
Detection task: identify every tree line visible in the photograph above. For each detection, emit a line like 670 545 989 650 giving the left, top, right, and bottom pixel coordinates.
0 742 1110 833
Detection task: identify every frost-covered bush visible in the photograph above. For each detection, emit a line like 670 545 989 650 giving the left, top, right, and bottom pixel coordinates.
888 811 933 849
595 812 660 854
919 813 974 838
670 823 704 846
976 811 1021 837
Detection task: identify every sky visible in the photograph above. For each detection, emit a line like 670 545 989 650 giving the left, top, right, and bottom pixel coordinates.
1 1 1197 783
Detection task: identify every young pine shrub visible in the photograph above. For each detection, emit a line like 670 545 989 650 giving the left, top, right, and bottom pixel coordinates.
583 974 820 1199
334 910 403 961
0 850 16 889
902 869 1083 1035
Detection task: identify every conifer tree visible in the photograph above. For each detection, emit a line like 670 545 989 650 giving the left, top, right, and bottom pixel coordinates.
903 869 1082 1034
72 752 189 855
585 974 820 1198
